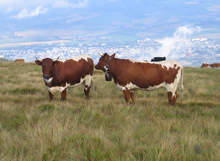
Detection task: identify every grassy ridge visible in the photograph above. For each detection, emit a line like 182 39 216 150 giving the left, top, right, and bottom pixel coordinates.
0 62 220 160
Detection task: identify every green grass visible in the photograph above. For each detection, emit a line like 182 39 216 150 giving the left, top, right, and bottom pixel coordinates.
0 62 220 160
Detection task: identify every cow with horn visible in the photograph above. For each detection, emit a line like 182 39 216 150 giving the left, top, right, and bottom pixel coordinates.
35 55 94 101
95 53 184 105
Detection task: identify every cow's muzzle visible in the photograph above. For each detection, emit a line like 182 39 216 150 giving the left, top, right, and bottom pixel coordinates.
43 74 50 79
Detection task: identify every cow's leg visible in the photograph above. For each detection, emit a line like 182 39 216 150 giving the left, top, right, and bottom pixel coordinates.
49 91 54 101
123 89 130 104
84 85 91 100
175 91 178 98
83 75 92 100
130 92 136 104
61 88 66 101
167 91 177 106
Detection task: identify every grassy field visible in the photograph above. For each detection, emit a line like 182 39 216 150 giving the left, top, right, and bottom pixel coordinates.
0 62 220 160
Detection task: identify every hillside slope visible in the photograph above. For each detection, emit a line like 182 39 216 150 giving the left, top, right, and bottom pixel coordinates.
0 62 220 160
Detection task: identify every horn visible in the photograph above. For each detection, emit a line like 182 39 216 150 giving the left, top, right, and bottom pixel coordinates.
35 56 41 61
53 57 59 61
98 52 103 56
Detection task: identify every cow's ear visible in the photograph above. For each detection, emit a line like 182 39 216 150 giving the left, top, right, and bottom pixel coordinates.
104 55 107 60
53 61 59 66
35 60 42 65
111 53 116 58
104 54 108 60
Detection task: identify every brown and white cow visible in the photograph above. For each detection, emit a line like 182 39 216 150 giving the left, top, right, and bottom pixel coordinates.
95 53 184 105
201 63 220 68
35 55 94 101
200 63 210 68
15 59 25 62
210 63 220 68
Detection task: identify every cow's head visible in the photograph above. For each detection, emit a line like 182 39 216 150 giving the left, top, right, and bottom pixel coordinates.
35 57 59 86
200 63 209 68
95 53 115 72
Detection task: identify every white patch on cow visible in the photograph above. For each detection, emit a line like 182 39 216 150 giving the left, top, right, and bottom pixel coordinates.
150 60 181 70
164 67 182 97
47 74 93 95
43 77 53 84
83 74 93 88
126 82 140 90
43 77 53 86
127 59 146 63
57 60 66 63
58 55 90 63
116 82 140 91
48 86 66 95
104 65 108 71
117 81 167 92
146 83 164 91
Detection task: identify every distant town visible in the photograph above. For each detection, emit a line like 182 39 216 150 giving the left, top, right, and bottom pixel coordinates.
0 36 220 67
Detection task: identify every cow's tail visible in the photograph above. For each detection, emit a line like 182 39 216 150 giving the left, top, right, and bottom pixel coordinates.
180 67 184 105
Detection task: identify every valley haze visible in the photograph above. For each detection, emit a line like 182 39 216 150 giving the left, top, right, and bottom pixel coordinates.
0 31 220 67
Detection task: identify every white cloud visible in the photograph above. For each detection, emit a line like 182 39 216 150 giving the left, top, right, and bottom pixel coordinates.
13 27 87 37
173 25 200 39
0 35 9 39
70 0 89 8
65 13 99 24
153 25 201 60
207 5 220 12
0 0 54 10
11 6 48 19
184 2 198 5
4 7 14 14
52 0 70 8
30 6 47 16
1 0 89 15
52 0 89 8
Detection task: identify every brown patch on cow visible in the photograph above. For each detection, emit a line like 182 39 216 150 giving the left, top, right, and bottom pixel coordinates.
210 63 220 68
15 59 25 62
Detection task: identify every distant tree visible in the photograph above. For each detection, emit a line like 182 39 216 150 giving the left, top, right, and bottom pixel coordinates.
0 58 12 62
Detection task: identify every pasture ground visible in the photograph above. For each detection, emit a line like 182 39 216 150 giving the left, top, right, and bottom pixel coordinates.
0 62 220 160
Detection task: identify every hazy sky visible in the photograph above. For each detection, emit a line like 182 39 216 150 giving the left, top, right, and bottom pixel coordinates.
1 0 220 46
